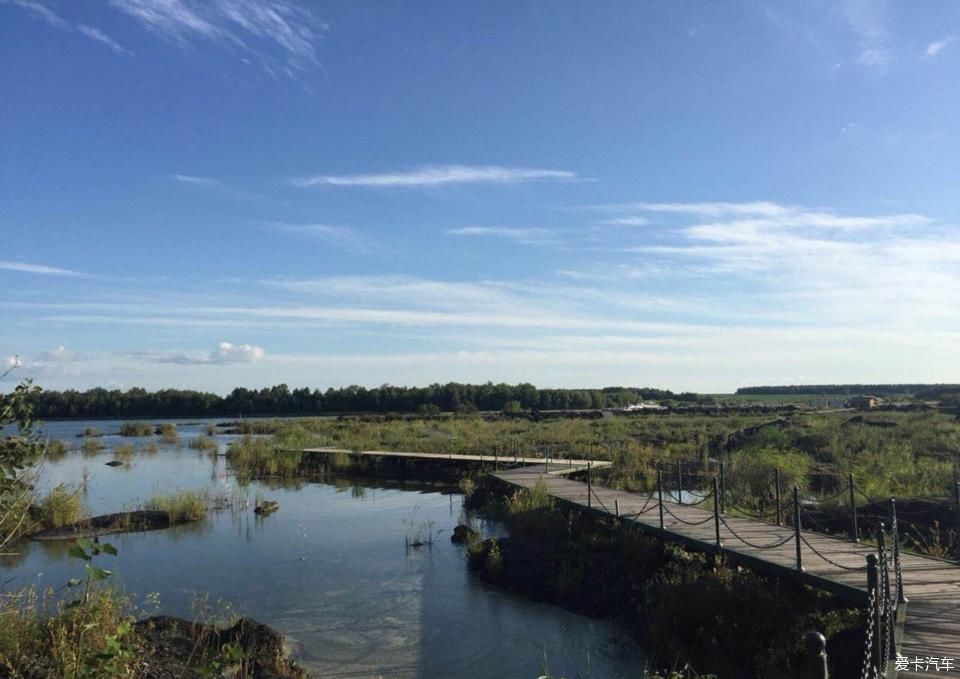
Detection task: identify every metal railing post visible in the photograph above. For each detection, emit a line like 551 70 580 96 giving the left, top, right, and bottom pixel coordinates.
849 472 859 542
615 498 620 518
713 476 722 554
804 631 829 679
890 498 906 605
867 553 882 674
657 469 665 552
719 461 726 513
587 461 592 508
494 448 498 471
954 480 960 532
775 467 782 526
677 460 683 504
794 486 803 572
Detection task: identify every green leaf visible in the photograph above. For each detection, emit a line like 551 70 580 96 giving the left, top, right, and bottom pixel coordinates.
100 542 118 556
75 537 96 552
86 564 112 581
67 546 90 561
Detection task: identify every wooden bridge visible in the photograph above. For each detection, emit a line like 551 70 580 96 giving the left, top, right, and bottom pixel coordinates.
302 446 610 473
302 446 959 677
493 466 960 679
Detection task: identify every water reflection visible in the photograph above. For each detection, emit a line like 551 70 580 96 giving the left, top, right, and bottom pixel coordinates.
2 418 646 677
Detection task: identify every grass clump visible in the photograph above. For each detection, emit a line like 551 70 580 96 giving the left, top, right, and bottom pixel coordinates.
188 436 218 452
155 423 177 444
37 484 88 529
143 489 207 523
226 437 302 480
0 586 139 678
81 439 104 456
81 427 101 438
112 444 135 463
120 422 154 437
45 439 70 461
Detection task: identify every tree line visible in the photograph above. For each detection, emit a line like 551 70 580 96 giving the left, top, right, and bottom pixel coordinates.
22 383 703 419
736 384 960 397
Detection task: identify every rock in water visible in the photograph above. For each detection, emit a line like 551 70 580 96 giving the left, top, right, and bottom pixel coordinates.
255 500 280 515
451 524 478 544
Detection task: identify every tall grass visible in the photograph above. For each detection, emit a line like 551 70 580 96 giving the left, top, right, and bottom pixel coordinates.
143 489 207 523
37 484 88 529
155 423 178 444
226 437 303 480
188 436 218 452
120 421 154 437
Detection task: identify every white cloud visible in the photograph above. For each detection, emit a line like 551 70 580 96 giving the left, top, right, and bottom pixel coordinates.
271 223 376 254
173 173 267 202
924 37 953 59
107 0 326 72
3 356 21 370
8 0 67 28
598 216 650 226
77 24 130 55
446 226 557 245
154 341 266 365
210 341 265 364
291 165 578 188
0 261 84 276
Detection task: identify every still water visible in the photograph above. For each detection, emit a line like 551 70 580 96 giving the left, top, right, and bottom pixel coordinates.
2 419 646 678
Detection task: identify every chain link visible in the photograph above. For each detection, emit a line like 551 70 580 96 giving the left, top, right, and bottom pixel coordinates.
859 587 877 679
660 501 717 526
717 514 795 550
798 533 869 571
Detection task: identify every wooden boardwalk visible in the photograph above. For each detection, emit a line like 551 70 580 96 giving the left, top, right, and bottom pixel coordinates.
493 467 960 678
302 446 611 473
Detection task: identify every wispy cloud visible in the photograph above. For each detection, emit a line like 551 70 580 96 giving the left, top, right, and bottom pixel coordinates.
291 165 579 188
271 223 377 254
77 24 130 55
598 216 650 226
0 260 84 276
446 226 557 245
7 0 66 28
154 341 265 365
173 173 268 202
924 36 953 59
107 0 326 73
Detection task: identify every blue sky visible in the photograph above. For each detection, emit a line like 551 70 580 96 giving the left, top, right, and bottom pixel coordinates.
2 0 959 394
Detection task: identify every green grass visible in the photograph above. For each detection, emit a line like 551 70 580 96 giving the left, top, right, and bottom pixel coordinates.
226 437 303 480
38 484 88 529
81 438 104 456
120 421 155 437
45 439 70 461
188 436 218 452
143 489 207 523
112 444 135 462
81 427 101 438
155 423 178 444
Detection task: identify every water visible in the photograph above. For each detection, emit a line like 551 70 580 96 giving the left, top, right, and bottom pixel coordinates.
2 419 646 678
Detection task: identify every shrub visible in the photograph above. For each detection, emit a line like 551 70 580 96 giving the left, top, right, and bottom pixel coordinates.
155 423 178 444
143 489 207 523
38 484 87 529
120 421 154 437
112 444 135 462
188 436 218 452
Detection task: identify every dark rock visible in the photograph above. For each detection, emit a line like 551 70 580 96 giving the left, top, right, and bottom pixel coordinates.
105 460 125 467
30 510 171 541
451 524 478 544
134 615 306 678
255 500 280 515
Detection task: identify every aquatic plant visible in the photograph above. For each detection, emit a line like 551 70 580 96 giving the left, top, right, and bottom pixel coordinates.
38 484 88 529
155 423 178 444
119 421 154 437
188 436 218 452
143 489 207 523
112 444 135 463
81 438 104 456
